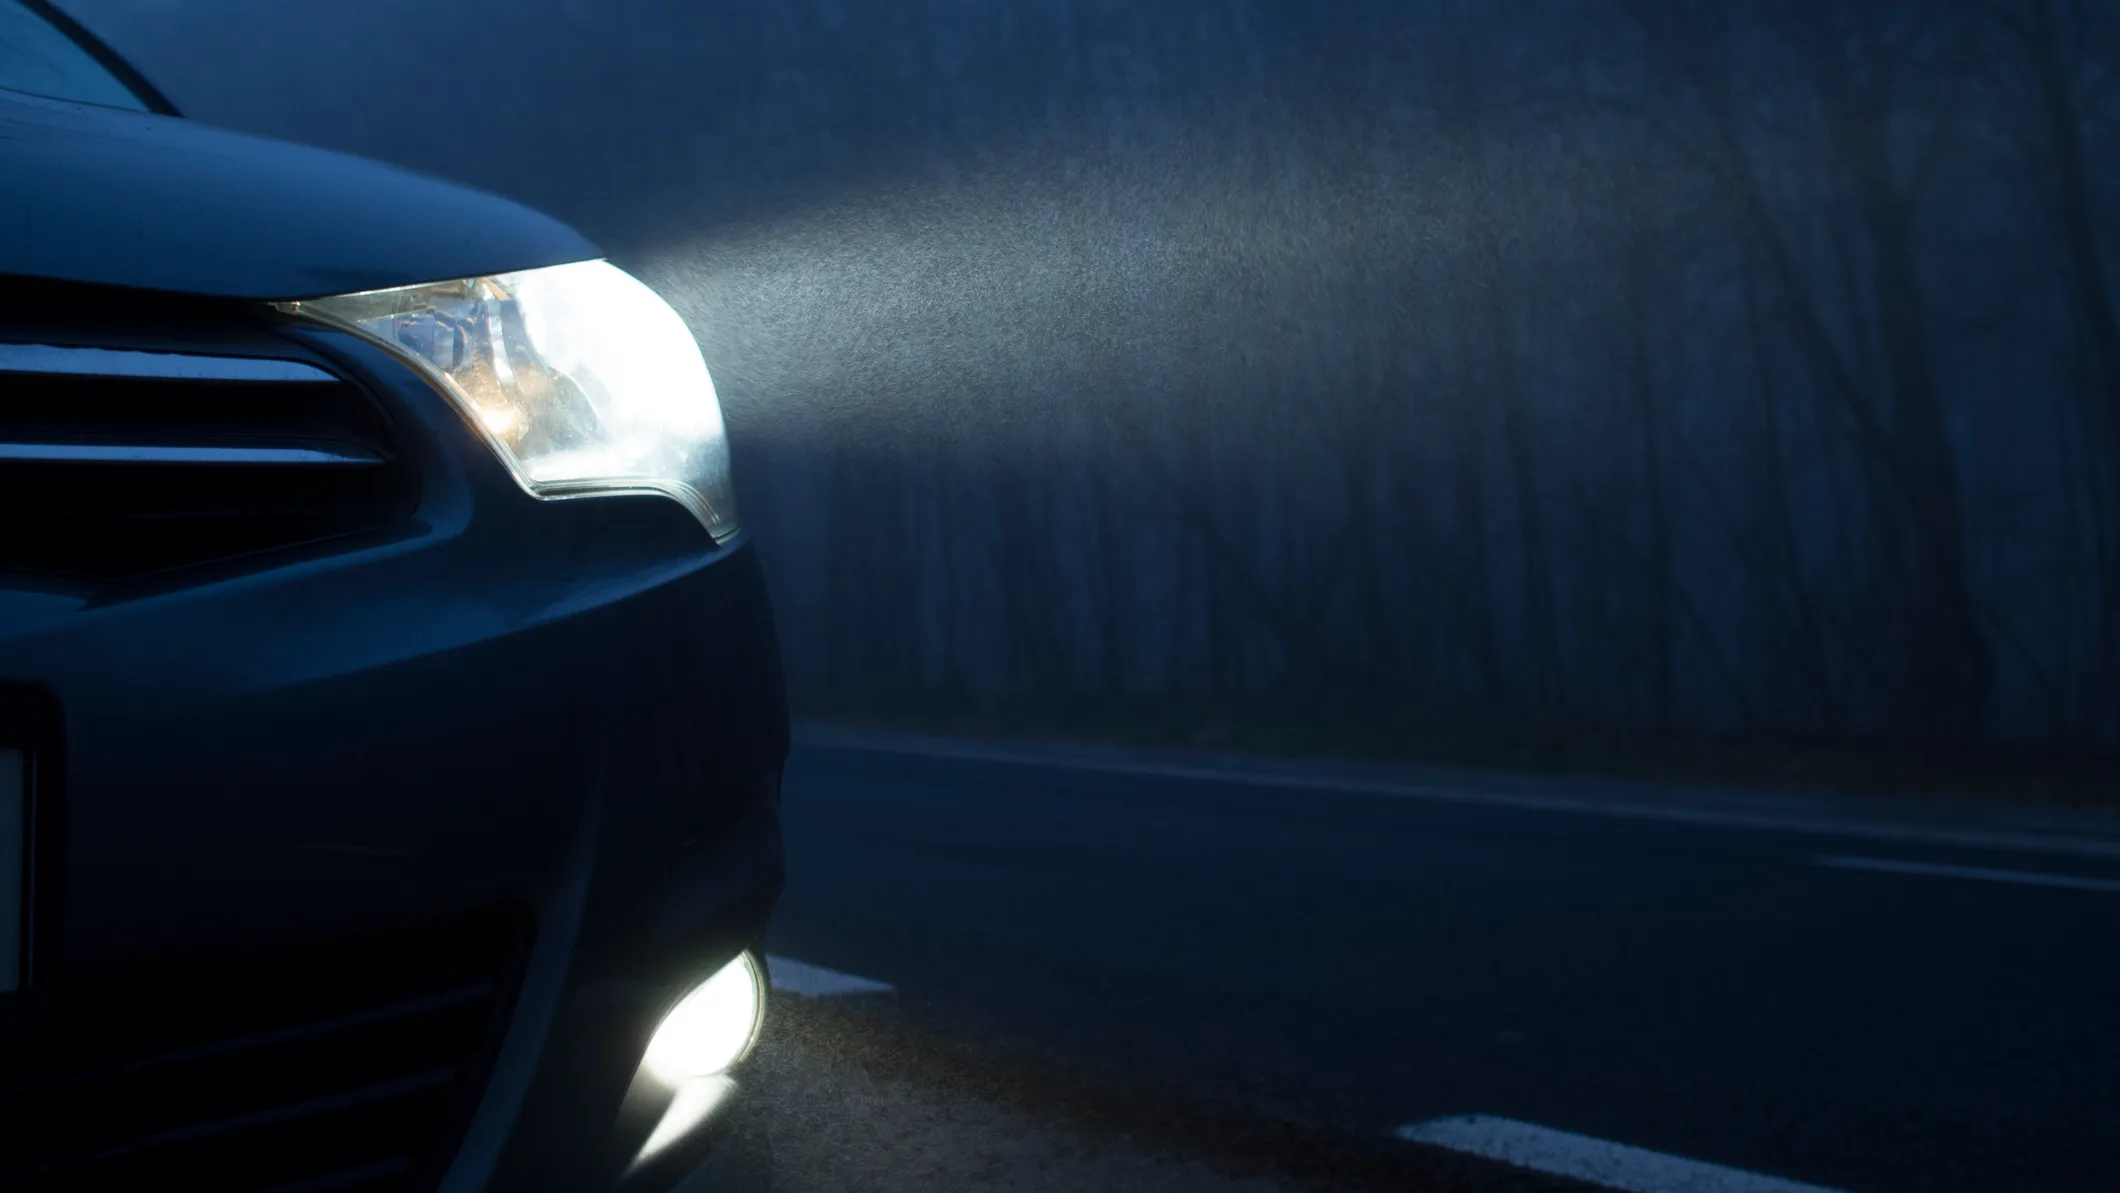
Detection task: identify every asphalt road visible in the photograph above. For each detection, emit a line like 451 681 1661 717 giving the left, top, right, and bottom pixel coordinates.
764 730 2120 1193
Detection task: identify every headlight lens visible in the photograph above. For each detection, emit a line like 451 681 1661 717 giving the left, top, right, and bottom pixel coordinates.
642 952 765 1085
284 260 738 539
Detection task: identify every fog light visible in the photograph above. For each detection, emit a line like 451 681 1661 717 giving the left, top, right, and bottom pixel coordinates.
642 952 764 1086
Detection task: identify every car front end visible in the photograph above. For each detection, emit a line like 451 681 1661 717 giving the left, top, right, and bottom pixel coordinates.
0 26 787 1192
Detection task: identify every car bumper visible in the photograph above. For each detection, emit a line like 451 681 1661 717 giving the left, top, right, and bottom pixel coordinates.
0 329 789 1193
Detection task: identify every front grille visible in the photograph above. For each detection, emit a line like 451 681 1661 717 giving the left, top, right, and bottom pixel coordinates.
0 905 532 1193
0 341 418 581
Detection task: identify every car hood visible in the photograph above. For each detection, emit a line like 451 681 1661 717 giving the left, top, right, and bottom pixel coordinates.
0 89 599 300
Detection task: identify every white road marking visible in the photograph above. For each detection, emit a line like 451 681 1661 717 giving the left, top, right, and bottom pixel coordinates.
1814 855 2120 894
1395 1116 1846 1193
797 729 2120 862
765 955 894 997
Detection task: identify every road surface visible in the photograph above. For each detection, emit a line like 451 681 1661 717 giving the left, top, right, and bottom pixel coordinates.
764 729 2120 1193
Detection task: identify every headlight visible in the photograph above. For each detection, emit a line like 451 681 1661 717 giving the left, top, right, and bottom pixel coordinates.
642 952 765 1085
281 260 738 539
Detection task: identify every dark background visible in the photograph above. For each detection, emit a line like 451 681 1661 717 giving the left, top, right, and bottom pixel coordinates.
73 0 2120 759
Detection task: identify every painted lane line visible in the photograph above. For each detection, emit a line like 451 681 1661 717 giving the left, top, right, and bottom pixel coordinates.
1814 855 2120 894
1395 1116 1846 1193
799 732 2120 862
764 955 894 997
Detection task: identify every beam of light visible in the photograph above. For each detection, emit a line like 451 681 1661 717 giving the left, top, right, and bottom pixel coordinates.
627 1075 735 1171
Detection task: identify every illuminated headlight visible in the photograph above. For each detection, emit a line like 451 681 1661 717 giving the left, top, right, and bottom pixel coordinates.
282 260 738 539
642 952 765 1086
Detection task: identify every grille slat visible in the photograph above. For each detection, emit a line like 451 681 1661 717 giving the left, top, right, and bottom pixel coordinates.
11 983 495 1096
0 344 341 384
0 906 531 1193
59 1067 460 1169
0 442 385 465
31 1068 459 1175
0 340 417 580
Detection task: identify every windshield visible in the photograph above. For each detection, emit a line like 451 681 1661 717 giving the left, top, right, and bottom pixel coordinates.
0 0 154 112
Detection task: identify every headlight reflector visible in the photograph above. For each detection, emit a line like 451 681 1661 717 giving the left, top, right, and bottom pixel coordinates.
287 260 737 538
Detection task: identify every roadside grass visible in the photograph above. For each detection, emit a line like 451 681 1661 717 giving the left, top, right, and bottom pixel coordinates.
794 693 2120 814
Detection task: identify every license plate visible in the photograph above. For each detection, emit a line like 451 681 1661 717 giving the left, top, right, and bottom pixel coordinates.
1 747 22 993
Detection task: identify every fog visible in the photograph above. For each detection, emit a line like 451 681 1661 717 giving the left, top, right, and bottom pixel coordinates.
70 0 2120 752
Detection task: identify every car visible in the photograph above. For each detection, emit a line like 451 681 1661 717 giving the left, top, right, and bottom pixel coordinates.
0 2 788 1191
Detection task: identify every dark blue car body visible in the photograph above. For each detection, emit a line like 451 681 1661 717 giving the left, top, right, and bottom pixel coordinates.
0 13 786 1192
